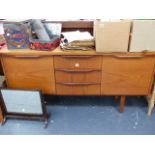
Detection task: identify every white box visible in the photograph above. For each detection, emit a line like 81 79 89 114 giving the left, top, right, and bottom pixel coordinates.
130 20 155 52
94 20 131 52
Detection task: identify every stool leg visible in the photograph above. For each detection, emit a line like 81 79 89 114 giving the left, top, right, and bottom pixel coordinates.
119 96 126 113
147 94 155 116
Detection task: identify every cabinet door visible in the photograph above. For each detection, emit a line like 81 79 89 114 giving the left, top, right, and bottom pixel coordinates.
2 56 55 94
101 57 155 95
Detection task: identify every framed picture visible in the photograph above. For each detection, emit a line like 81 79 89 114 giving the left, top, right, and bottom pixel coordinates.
0 89 50 128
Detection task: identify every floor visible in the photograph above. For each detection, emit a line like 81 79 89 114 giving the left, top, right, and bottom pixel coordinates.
0 95 155 135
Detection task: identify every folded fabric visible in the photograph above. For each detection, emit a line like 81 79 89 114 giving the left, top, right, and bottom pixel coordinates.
60 30 95 51
31 19 51 41
62 31 94 42
69 40 95 47
44 23 62 39
29 20 62 51
0 23 4 34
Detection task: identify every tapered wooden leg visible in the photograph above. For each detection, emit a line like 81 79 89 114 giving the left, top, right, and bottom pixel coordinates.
147 82 155 115
147 94 155 116
119 96 126 113
148 105 153 116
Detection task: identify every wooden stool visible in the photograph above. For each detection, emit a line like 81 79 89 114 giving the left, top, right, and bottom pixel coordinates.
146 83 155 116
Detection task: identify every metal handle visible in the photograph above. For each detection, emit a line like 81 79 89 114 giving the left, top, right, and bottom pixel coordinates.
56 69 101 73
56 82 100 86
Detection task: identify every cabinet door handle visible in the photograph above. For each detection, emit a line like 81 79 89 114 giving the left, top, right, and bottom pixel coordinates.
56 69 101 73
115 53 155 58
101 51 155 59
1 54 51 58
114 55 145 59
14 55 42 59
56 82 100 86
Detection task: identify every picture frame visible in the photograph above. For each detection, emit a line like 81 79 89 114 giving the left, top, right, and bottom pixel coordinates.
0 88 50 128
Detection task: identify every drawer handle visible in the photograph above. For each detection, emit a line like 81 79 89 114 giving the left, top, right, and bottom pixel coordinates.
56 82 100 86
60 55 95 59
56 69 101 73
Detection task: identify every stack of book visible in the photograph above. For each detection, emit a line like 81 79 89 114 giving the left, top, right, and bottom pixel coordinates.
60 30 95 50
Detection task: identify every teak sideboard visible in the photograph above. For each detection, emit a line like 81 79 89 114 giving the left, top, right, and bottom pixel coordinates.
0 48 155 123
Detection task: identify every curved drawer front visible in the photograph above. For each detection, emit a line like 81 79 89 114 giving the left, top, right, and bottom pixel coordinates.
56 82 101 95
55 69 101 83
54 55 102 69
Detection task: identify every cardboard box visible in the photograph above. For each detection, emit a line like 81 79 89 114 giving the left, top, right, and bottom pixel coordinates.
94 20 131 52
129 20 155 52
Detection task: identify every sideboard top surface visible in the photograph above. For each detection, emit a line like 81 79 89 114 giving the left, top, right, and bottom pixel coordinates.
1 48 155 58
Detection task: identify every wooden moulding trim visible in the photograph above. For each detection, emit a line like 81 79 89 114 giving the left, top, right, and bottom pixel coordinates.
56 82 100 86
1 52 155 58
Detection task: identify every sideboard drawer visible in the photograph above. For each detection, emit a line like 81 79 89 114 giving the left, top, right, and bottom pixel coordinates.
54 55 102 69
56 82 101 95
55 69 101 83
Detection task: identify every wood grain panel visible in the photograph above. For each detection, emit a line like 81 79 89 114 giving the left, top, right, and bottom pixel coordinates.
2 56 55 94
56 83 101 95
101 57 155 95
55 69 101 83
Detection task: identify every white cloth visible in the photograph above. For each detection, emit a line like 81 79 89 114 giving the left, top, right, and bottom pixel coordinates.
0 24 4 34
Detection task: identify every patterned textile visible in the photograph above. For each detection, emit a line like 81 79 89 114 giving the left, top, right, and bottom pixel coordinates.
29 20 61 51
0 35 7 49
29 37 60 51
4 23 29 49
